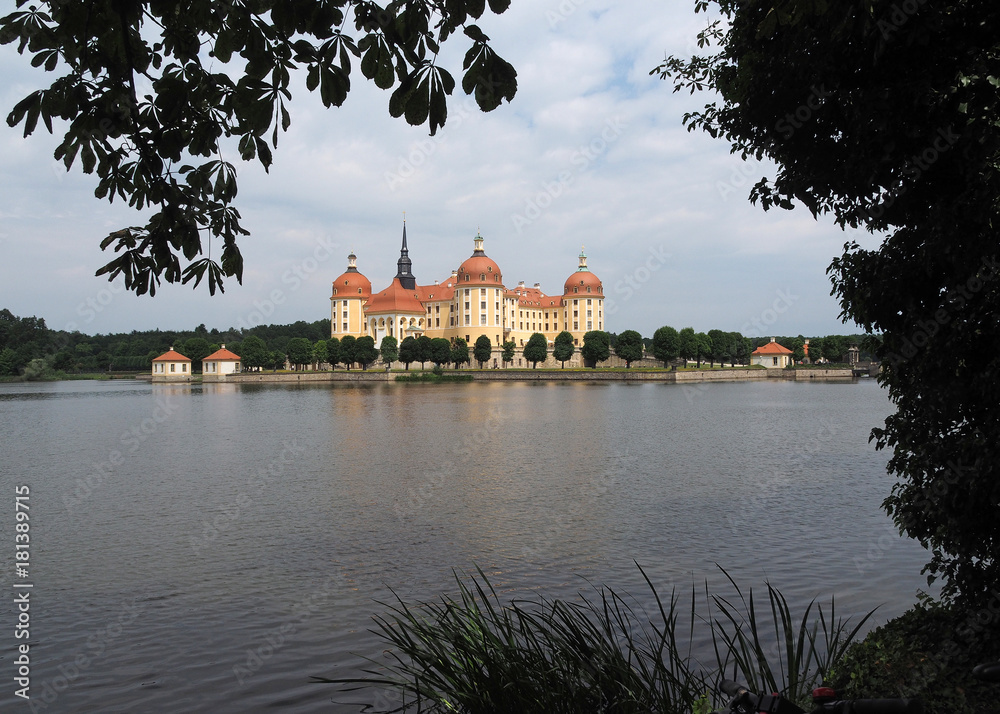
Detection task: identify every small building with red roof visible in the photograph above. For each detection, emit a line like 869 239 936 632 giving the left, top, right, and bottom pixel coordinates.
751 338 794 368
151 347 192 381
202 344 242 380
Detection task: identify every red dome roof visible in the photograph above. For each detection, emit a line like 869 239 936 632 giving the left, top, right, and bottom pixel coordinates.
456 233 503 286
563 270 603 295
332 270 372 298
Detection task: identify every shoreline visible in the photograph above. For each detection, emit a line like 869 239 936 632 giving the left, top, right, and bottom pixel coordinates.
148 367 858 384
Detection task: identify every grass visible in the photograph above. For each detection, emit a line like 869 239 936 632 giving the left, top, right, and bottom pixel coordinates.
319 565 873 713
395 372 475 383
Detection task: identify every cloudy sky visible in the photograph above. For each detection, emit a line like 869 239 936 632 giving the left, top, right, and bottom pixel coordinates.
0 1 880 340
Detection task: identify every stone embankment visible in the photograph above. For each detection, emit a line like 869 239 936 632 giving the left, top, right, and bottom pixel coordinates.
204 368 855 384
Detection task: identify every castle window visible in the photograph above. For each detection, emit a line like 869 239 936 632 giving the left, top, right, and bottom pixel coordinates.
574 287 578 293
358 288 362 294
480 273 485 281
480 314 486 325
587 299 592 305
488 266 492 271
465 275 470 281
342 323 348 331
587 287 591 293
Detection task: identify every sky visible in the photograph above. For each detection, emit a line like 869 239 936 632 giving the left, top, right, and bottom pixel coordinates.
0 1 881 340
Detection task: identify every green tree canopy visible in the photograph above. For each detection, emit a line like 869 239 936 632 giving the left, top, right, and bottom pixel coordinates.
312 339 329 368
501 340 516 366
451 337 470 369
354 336 379 370
286 336 313 369
659 0 1000 603
380 335 399 368
2 1 517 297
415 335 433 369
398 336 416 370
651 326 679 367
522 332 547 368
677 327 696 365
473 335 492 368
326 336 341 369
430 337 452 367
614 330 644 368
694 332 711 368
181 336 211 371
339 335 357 370
552 330 575 368
237 334 268 371
581 330 610 367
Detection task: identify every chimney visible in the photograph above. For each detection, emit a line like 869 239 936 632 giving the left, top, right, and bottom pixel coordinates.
221 343 226 349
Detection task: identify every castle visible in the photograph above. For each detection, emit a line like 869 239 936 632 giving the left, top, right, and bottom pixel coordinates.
330 225 605 354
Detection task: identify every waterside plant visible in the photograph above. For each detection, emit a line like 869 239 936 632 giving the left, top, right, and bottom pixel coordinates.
319 566 874 713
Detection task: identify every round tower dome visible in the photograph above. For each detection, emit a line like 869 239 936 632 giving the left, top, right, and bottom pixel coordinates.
563 248 603 295
332 252 372 298
456 232 503 285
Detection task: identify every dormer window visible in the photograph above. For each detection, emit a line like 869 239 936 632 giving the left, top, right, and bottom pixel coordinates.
480 273 485 281
587 287 591 293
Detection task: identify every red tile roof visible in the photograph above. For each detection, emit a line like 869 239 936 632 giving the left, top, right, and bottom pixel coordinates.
152 349 191 362
365 278 426 314
752 341 794 355
203 347 241 361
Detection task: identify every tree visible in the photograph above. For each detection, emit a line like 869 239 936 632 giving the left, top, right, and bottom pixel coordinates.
473 335 492 368
428 337 450 368
522 333 548 368
380 336 399 369
552 331 575 368
678 327 696 366
730 332 748 366
614 330 644 368
658 0 1000 603
340 335 357 371
355 336 379 370
326 336 341 370
398 336 416 371
652 326 680 367
501 340 516 367
707 329 728 368
451 338 470 369
415 335 433 370
312 339 329 369
694 333 712 368
181 337 211 372
581 330 610 367
267 350 285 372
236 335 267 372
2 1 517 297
286 337 313 370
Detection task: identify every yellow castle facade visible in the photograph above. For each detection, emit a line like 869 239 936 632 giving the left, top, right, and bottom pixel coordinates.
330 226 604 352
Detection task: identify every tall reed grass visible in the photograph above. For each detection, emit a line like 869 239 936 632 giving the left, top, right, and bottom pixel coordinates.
318 565 874 713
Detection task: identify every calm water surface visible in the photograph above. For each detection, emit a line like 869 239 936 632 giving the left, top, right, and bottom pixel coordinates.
0 378 932 712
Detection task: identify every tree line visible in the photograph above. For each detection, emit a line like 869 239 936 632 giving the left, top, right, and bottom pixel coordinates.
0 308 872 377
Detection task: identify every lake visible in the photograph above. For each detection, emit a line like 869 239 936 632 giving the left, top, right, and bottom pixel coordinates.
0 378 933 712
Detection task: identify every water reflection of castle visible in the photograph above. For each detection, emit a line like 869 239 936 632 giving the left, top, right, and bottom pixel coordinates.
331 225 605 351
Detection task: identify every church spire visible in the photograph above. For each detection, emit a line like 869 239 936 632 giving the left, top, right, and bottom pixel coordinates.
395 220 416 289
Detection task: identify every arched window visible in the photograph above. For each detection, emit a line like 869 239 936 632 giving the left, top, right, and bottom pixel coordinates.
465 275 470 282
480 273 485 281
587 287 591 293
